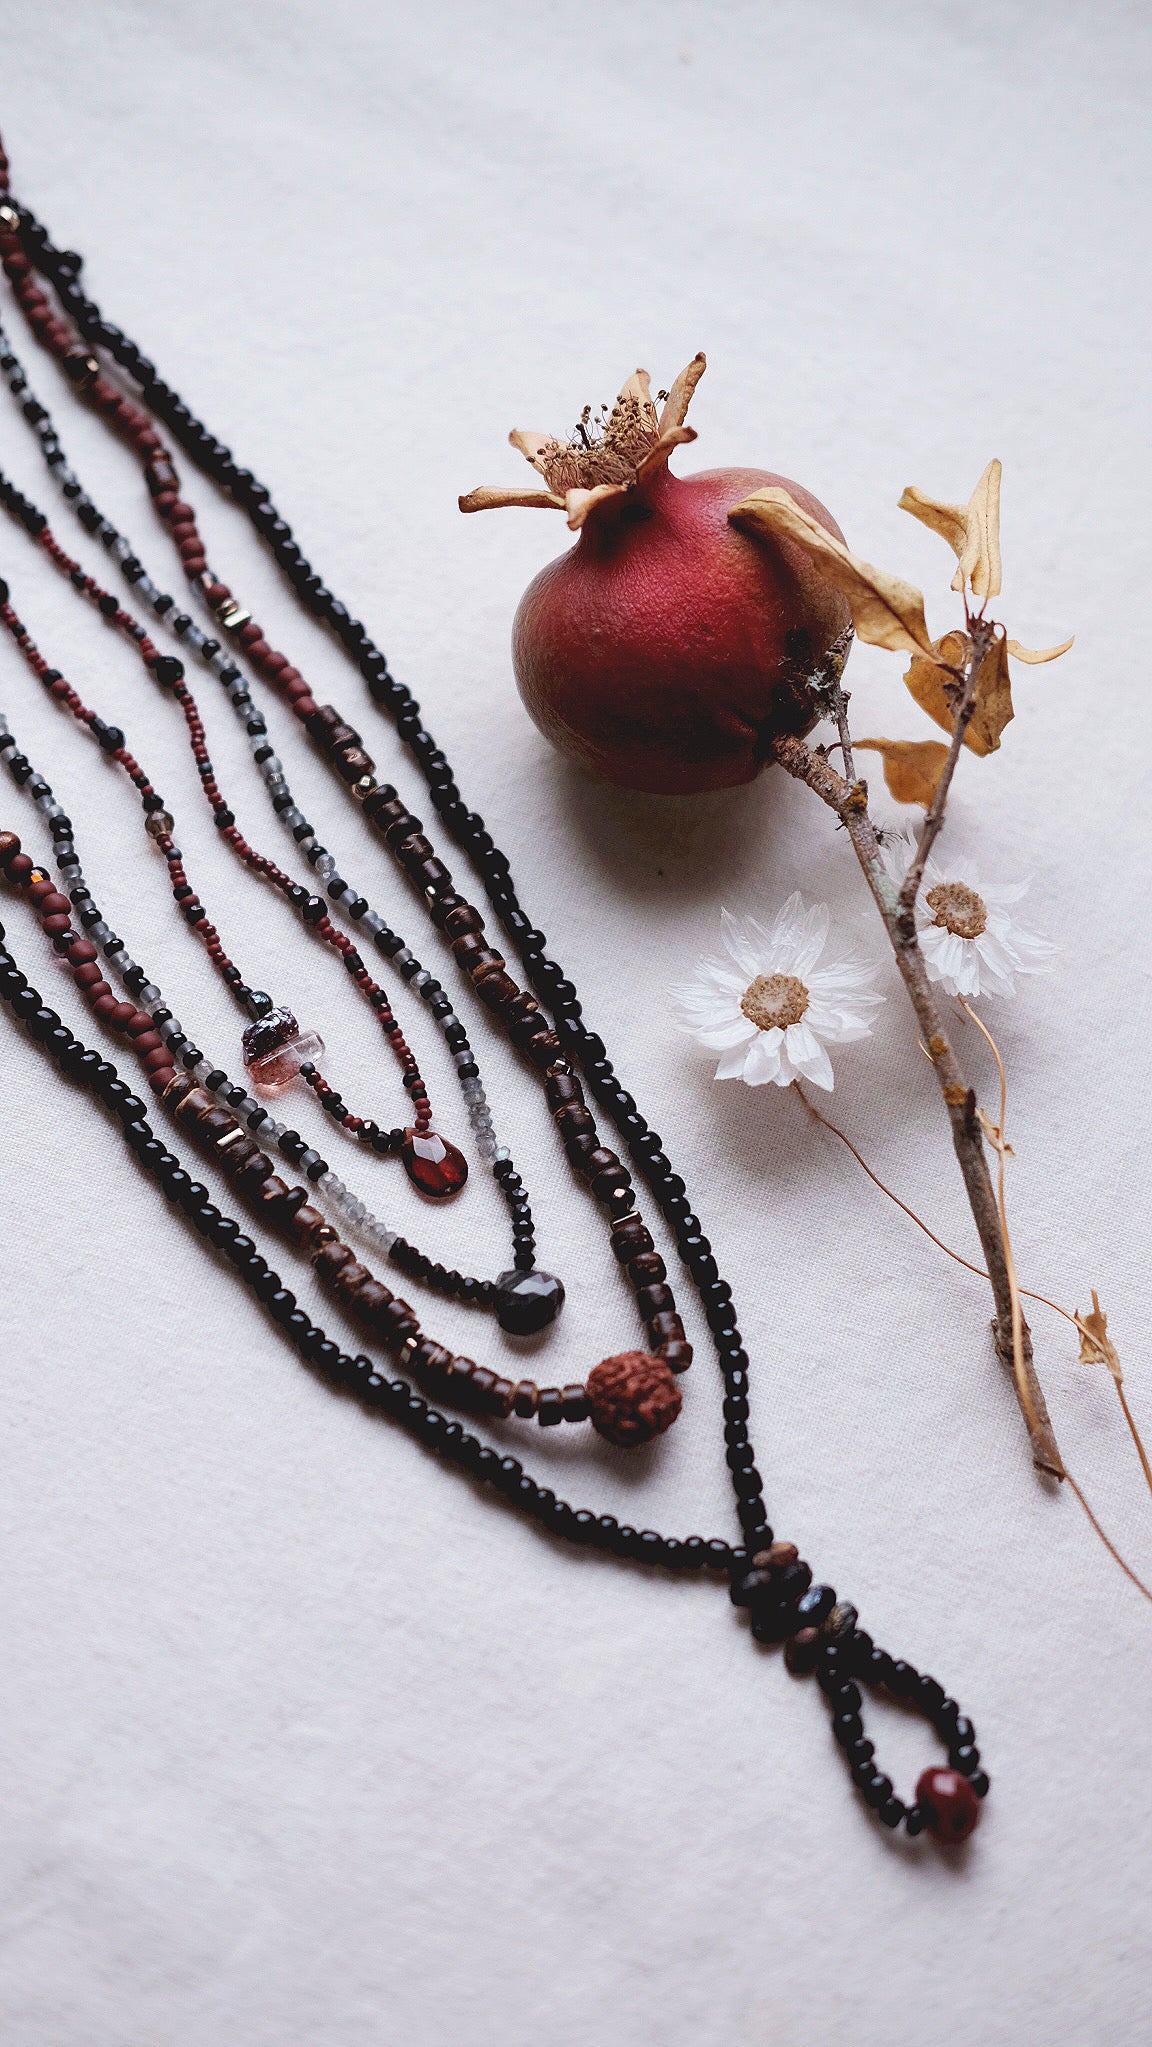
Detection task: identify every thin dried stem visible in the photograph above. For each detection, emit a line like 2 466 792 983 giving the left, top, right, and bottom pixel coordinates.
771 695 1063 1479
792 1083 1152 1602
1117 1386 1152 1501
1064 1473 1152 1607
956 997 1035 1456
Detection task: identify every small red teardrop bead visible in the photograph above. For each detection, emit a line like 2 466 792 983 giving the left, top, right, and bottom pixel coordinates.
915 1767 981 1844
402 1128 468 1199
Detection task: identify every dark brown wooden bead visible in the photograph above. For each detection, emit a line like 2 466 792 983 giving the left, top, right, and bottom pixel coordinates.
513 1379 539 1418
555 1103 596 1137
537 1388 564 1426
582 1146 620 1180
332 1257 372 1300
628 1251 667 1285
199 1108 239 1140
561 1384 590 1422
442 902 484 939
286 1202 332 1250
635 1282 675 1319
350 1279 395 1326
452 936 500 969
611 1217 653 1262
591 1161 631 1201
333 745 375 783
526 1030 563 1068
658 1339 694 1373
545 1071 585 1110
233 1153 277 1194
173 1085 214 1125
413 858 451 891
314 1241 355 1282
475 970 520 1009
647 1310 686 1346
488 1375 517 1418
413 1339 453 1375
216 1135 265 1178
161 1072 195 1108
394 831 434 863
383 813 421 848
381 1298 419 1342
563 1130 599 1165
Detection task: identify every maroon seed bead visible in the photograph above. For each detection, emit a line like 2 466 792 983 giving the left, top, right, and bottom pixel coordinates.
513 1379 539 1418
561 1384 590 1422
537 1388 564 1426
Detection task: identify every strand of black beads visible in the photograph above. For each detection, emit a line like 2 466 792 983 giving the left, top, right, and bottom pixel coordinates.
0 175 989 1839
0 906 988 1839
0 916 730 1570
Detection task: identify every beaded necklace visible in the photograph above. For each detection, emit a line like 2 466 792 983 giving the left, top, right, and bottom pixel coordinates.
0 148 989 1842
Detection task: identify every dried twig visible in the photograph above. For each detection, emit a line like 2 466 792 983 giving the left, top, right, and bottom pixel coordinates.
771 631 1063 1479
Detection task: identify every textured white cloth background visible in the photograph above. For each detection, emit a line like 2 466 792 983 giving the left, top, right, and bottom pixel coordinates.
0 4 1149 2042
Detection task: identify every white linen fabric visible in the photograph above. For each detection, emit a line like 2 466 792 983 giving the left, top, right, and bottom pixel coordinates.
1 4 1149 2042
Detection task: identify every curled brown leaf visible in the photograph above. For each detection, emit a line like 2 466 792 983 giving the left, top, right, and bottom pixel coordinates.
899 459 1002 600
903 627 1014 756
855 737 952 808
729 488 938 658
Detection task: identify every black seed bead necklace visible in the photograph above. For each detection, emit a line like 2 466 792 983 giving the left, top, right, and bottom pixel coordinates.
0 155 989 1840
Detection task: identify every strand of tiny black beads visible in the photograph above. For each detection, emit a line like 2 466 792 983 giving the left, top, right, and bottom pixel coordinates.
0 854 986 1843
0 158 988 1841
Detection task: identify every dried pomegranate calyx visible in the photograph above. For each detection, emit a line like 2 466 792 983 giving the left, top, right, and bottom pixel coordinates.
460 353 706 530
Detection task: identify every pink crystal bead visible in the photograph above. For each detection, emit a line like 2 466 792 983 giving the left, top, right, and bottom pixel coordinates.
402 1128 468 1199
242 1006 325 1097
247 1030 326 1097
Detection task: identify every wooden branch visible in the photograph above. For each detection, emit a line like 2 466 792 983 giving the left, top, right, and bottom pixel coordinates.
770 726 1064 1480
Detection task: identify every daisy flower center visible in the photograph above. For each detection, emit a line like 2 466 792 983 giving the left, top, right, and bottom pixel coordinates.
740 972 810 1032
926 880 988 940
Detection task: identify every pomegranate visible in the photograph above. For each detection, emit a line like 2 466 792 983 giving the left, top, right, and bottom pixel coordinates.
460 355 851 795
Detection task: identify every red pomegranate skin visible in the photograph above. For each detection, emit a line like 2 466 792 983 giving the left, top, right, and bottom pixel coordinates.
511 463 852 796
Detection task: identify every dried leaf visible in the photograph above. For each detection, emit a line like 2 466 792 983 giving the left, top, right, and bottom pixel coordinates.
459 484 565 514
729 488 938 657
855 737 952 808
897 485 969 559
1075 1291 1122 1384
967 631 1015 754
899 459 1002 599
902 629 970 735
977 1106 1015 1158
957 460 1002 600
902 628 1014 756
1006 635 1075 664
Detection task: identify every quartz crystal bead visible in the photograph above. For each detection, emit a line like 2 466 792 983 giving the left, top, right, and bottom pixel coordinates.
241 1004 325 1097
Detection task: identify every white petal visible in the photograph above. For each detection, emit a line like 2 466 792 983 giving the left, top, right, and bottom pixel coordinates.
694 1016 759 1051
782 1021 836 1091
719 908 762 979
714 1042 754 1079
742 1029 785 1086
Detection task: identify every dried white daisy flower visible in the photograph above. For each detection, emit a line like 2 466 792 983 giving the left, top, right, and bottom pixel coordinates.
882 834 1055 1000
672 894 884 1091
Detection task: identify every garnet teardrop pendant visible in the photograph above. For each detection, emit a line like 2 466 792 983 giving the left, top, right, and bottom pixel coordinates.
402 1127 468 1199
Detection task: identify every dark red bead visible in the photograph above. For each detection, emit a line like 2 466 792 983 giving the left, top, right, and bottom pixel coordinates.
401 1128 468 1200
915 1767 981 1844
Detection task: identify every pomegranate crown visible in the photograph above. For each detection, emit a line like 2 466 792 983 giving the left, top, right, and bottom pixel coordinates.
460 353 706 531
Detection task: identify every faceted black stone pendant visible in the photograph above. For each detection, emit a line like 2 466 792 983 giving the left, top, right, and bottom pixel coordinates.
493 1266 565 1334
